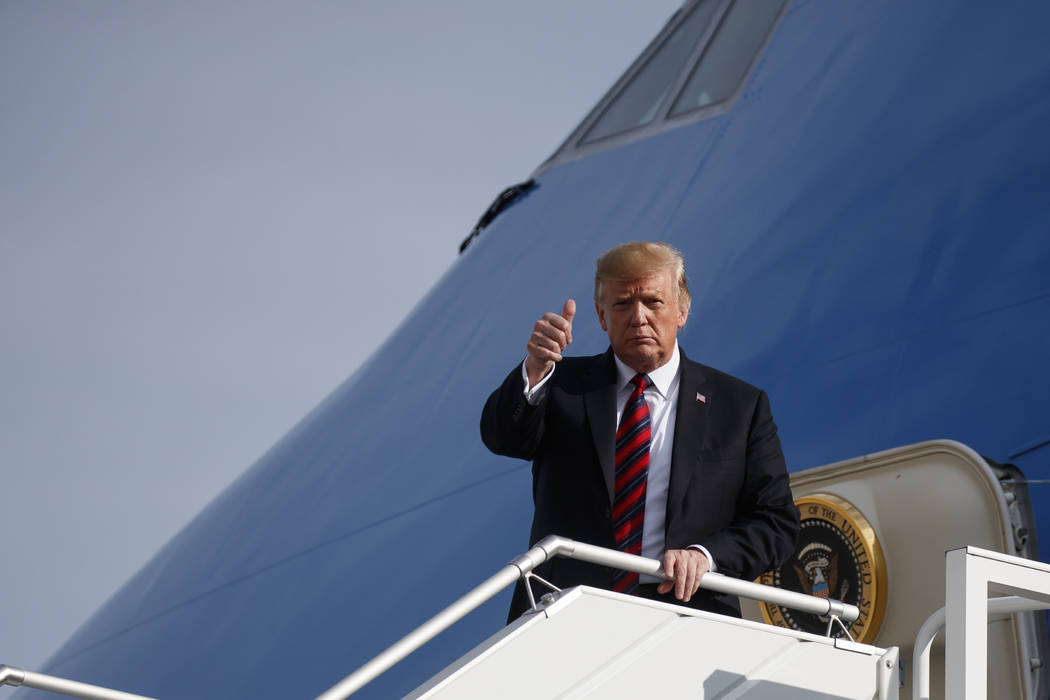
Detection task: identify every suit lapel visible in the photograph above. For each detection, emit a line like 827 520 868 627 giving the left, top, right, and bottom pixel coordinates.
667 353 711 524
583 350 618 505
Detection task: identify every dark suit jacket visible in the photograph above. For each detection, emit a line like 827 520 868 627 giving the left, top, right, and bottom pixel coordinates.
480 348 799 619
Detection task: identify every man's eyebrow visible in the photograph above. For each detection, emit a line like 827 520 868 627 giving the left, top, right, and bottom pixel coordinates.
615 289 662 300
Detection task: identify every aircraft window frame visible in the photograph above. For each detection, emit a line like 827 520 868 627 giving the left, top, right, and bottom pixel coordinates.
535 0 790 175
670 0 789 117
579 0 727 146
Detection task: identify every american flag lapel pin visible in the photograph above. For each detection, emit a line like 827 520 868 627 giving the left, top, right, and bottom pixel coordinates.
696 392 707 404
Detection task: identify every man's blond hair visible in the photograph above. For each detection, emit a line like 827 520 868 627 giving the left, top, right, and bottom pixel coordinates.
594 241 691 312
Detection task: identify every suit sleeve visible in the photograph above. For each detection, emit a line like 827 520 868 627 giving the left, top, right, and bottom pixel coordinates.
480 362 547 460
697 391 800 581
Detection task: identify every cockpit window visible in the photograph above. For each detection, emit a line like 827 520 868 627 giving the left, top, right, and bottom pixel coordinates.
581 0 722 145
538 0 789 173
670 0 788 116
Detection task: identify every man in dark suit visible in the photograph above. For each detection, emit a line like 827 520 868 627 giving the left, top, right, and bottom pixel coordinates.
481 242 799 620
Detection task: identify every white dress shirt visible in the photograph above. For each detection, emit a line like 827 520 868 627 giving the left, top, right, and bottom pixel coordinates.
522 343 715 582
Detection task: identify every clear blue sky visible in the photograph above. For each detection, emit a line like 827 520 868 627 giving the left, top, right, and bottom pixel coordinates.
0 0 681 689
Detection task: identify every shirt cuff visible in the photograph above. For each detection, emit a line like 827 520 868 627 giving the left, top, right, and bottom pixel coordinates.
687 544 717 573
521 360 554 405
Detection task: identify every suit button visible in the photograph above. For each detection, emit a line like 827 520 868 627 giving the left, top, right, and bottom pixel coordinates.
604 507 611 518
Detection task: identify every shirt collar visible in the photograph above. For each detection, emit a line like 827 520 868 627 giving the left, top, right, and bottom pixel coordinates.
613 342 680 399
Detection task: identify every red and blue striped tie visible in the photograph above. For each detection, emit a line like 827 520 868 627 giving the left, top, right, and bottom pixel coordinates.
612 373 651 593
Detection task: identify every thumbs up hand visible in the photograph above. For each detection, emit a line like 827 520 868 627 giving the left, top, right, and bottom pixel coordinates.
524 299 575 387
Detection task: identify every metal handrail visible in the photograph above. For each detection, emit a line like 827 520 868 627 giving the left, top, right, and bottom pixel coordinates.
0 664 157 700
912 595 1050 700
314 534 860 700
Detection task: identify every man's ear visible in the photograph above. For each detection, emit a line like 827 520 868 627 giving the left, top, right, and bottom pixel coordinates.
595 302 608 331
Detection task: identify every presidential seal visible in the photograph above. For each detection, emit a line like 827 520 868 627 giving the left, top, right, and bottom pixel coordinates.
758 493 887 643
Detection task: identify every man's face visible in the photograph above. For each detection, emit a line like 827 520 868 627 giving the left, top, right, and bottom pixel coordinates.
595 269 687 374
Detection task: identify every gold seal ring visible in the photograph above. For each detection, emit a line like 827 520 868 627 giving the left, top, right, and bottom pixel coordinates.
758 493 887 643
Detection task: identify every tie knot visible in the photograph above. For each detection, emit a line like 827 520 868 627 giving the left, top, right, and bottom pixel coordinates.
630 374 648 392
